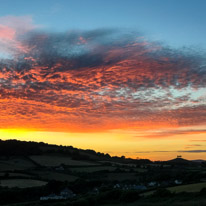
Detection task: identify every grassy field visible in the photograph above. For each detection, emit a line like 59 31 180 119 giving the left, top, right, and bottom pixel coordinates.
103 172 138 181
0 157 35 171
142 182 206 196
0 179 47 188
102 200 206 206
167 182 206 193
0 172 32 178
70 166 116 173
34 171 78 182
30 155 99 167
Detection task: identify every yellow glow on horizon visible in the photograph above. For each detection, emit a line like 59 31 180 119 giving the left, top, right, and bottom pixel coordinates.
0 128 205 161
0 128 31 138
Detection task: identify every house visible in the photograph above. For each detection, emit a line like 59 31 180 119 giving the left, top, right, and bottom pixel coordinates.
40 194 64 201
148 181 157 187
40 188 75 201
60 188 76 198
113 183 147 191
174 180 182 185
133 185 147 190
55 166 65 171
89 187 99 195
113 183 121 189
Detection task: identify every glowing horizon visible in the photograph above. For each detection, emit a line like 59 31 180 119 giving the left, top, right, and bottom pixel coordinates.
0 127 206 161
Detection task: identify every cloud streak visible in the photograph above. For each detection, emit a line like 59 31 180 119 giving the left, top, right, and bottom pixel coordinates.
135 150 206 154
0 16 206 133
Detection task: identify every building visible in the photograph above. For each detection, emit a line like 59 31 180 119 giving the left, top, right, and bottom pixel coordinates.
40 188 75 201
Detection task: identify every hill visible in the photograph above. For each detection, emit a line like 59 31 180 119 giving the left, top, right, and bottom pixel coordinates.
0 139 206 206
0 139 151 165
165 157 197 166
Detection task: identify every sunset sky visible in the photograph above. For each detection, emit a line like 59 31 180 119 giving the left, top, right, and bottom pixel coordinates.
0 0 206 160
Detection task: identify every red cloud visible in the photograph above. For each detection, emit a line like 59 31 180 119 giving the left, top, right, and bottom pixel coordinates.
0 24 205 133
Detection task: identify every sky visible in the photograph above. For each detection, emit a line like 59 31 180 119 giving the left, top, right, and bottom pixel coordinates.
0 0 206 160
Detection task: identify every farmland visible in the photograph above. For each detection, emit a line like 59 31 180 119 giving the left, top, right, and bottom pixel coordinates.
168 182 206 193
0 157 35 171
70 166 116 173
33 171 78 182
0 139 206 206
0 179 47 188
30 154 100 167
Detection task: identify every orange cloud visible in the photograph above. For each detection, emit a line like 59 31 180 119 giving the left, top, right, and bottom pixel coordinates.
0 22 205 135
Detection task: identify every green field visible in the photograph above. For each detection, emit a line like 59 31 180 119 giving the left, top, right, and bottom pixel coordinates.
0 157 35 171
102 200 206 206
168 182 206 193
70 166 116 173
103 172 138 181
0 172 32 178
30 155 99 166
142 182 206 196
0 179 47 188
34 171 78 182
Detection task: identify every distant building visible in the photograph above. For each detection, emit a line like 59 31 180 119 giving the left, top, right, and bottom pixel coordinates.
40 188 75 201
55 166 65 171
114 183 147 191
132 185 147 190
148 181 157 187
60 188 76 198
89 187 99 195
40 194 63 201
175 180 182 185
113 183 121 189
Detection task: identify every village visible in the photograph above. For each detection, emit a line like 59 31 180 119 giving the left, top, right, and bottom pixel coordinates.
0 140 206 206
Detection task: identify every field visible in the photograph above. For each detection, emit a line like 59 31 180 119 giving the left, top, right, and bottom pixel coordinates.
142 182 206 196
168 182 206 193
0 157 35 171
33 171 78 182
102 200 206 206
70 166 116 173
0 172 32 178
103 172 138 181
30 155 99 166
0 179 47 188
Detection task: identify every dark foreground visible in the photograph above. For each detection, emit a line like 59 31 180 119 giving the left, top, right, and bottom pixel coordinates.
0 139 206 206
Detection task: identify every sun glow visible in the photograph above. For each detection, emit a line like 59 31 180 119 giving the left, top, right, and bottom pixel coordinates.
0 127 205 161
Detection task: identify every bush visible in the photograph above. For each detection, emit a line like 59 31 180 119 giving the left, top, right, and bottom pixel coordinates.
72 198 90 206
96 189 122 204
120 190 140 202
152 188 172 197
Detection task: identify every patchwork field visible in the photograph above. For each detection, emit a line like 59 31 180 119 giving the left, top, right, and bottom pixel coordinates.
0 179 47 188
0 172 32 178
103 172 138 181
0 157 36 171
30 155 99 167
167 182 206 193
70 166 116 173
34 171 78 182
142 182 206 196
